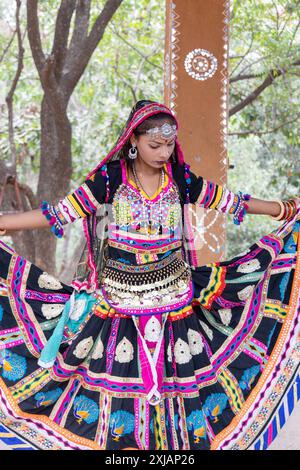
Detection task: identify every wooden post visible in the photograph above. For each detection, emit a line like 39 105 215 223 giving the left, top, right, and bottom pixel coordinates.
164 0 230 264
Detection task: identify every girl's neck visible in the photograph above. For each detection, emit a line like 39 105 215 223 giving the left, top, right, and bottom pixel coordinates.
133 158 161 177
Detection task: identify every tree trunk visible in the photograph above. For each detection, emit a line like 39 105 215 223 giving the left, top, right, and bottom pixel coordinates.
0 182 36 262
34 95 73 276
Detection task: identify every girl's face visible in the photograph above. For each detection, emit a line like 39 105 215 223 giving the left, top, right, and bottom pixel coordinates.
130 132 176 169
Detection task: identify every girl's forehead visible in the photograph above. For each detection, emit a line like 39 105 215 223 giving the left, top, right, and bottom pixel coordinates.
143 134 176 144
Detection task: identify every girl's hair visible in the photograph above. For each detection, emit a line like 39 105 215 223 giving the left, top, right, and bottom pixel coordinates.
125 101 184 204
112 100 178 164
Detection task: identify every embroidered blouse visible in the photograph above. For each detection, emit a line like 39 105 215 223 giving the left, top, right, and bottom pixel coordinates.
40 160 251 315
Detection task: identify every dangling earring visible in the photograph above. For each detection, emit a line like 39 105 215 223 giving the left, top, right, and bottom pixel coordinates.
129 143 138 160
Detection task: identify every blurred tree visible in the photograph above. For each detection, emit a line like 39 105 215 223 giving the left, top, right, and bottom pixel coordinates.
227 0 300 257
1 0 123 274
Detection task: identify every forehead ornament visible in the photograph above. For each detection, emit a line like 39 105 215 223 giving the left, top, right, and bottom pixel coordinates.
146 123 177 139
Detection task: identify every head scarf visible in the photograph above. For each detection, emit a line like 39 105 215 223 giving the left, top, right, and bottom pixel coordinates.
72 102 190 293
86 102 185 180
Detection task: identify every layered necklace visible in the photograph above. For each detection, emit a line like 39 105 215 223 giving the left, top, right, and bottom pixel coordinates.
132 162 165 236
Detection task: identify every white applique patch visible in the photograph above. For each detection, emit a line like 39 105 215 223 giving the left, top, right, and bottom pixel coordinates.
174 338 192 364
41 303 64 319
73 337 94 359
69 299 87 321
199 321 213 341
144 316 161 343
237 248 251 257
237 259 261 273
115 337 134 363
187 329 204 355
167 343 172 363
38 272 63 290
219 308 232 326
91 338 104 360
237 285 255 301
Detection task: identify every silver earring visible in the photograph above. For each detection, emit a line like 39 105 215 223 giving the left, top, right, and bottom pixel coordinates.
129 144 138 160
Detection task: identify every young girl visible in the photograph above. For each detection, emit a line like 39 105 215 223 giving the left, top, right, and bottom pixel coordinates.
0 100 299 450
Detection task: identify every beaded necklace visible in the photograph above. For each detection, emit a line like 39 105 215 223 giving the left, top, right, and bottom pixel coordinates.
132 162 164 236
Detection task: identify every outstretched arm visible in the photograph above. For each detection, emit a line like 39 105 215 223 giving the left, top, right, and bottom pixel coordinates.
187 168 299 224
247 198 280 217
0 166 108 236
0 209 49 234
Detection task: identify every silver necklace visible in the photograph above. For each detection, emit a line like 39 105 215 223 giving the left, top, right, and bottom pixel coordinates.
132 163 164 199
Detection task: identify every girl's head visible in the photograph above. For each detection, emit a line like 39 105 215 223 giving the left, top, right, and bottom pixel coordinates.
116 100 179 168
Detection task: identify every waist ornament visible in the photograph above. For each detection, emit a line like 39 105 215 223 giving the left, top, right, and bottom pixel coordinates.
99 253 193 315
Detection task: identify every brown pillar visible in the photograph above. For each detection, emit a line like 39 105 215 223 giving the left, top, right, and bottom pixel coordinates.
165 0 230 264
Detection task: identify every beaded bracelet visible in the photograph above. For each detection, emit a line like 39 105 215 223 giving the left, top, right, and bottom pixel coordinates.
40 201 64 238
233 192 251 225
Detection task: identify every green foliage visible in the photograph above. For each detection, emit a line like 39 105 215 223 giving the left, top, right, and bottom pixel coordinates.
227 0 300 257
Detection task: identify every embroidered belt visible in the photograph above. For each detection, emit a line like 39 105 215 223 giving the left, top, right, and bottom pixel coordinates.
105 251 179 273
99 254 193 315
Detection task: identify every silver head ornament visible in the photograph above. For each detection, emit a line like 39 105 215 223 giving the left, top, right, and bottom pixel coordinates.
146 123 177 139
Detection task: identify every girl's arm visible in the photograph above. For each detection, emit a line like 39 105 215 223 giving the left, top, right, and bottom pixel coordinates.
0 165 109 236
247 196 300 217
247 198 281 217
0 209 49 234
187 168 299 224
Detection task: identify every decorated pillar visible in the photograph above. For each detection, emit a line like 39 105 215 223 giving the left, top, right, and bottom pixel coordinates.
164 0 230 264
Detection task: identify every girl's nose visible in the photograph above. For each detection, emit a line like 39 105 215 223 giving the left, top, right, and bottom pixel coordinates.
161 146 169 158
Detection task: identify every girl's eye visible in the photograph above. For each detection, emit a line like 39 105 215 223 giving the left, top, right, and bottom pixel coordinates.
149 145 159 149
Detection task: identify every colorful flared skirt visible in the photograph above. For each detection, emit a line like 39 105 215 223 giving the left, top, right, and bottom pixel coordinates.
0 213 300 450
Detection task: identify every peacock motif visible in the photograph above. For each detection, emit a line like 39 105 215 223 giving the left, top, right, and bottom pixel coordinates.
239 365 261 391
279 272 290 302
34 388 63 407
109 410 135 441
73 395 99 424
38 272 63 290
186 410 207 442
203 393 228 423
0 349 27 381
41 303 65 320
284 228 298 253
